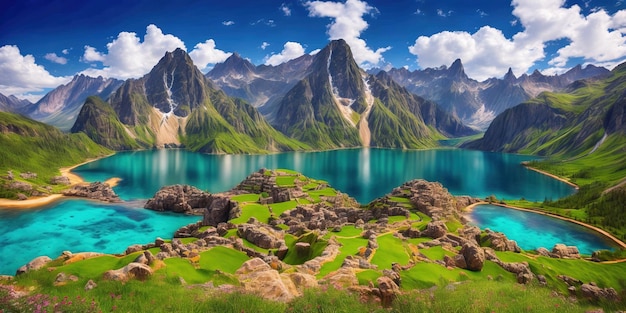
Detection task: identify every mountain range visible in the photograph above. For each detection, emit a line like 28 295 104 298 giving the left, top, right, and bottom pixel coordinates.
66 40 473 152
464 62 626 159
0 39 616 155
381 60 610 130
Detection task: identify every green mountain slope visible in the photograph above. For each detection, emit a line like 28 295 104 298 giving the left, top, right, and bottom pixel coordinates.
464 63 626 239
71 96 145 150
72 48 308 154
465 64 626 158
0 111 111 198
273 40 363 149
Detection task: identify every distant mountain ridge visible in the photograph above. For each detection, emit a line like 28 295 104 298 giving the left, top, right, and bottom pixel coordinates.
0 93 32 114
25 75 123 131
383 60 610 130
207 52 314 121
463 62 626 157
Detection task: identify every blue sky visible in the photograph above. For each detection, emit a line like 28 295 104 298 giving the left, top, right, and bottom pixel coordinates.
1 0 626 101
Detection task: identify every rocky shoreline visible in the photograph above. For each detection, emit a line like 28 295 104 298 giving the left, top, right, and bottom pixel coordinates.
13 169 618 305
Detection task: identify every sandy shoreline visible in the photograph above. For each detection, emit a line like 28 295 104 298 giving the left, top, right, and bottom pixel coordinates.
522 162 579 190
0 154 120 209
465 201 626 250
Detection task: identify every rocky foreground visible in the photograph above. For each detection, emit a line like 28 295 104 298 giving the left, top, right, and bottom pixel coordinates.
14 169 621 305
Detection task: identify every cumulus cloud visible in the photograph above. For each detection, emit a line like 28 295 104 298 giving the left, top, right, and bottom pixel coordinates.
280 3 292 16
409 0 626 80
62 49 70 55
222 20 235 26
44 52 68 64
189 39 232 70
81 25 232 76
305 0 390 68
261 42 270 50
81 24 186 79
265 41 306 66
0 45 70 100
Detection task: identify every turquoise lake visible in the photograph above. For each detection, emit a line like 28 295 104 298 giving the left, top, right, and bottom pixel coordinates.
469 204 617 255
0 148 581 274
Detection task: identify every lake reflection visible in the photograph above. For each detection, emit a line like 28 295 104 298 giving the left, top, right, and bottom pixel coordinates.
73 148 575 203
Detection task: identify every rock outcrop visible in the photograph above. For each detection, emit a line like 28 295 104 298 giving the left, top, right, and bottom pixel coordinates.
550 244 581 259
62 182 120 202
202 196 240 226
580 282 620 302
235 258 301 302
50 176 71 185
483 230 521 252
16 256 52 275
144 184 212 214
237 223 284 249
103 262 153 281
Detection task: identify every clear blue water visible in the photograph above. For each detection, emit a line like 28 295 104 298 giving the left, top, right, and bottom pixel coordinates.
469 204 618 254
0 199 198 275
73 148 574 203
0 148 579 275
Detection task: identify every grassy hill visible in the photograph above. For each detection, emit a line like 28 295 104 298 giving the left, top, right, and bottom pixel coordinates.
0 111 112 198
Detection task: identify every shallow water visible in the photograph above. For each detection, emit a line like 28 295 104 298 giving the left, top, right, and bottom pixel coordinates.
0 199 198 275
469 204 618 254
0 148 579 275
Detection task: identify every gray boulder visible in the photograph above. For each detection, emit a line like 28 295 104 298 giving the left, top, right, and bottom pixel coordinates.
16 256 52 275
460 243 485 271
50 176 71 185
144 184 211 214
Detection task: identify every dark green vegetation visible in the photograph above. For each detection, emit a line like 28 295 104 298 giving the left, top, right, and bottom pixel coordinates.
466 62 626 241
71 96 143 150
1 170 624 312
0 111 111 199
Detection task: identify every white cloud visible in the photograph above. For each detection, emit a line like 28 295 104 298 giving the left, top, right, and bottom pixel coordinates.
414 9 424 15
189 39 232 70
305 0 391 68
61 49 69 55
261 42 270 50
251 19 276 27
264 41 306 66
222 20 235 26
409 0 626 80
44 52 68 64
0 45 70 100
437 9 453 17
280 3 292 16
81 24 186 79
309 48 321 55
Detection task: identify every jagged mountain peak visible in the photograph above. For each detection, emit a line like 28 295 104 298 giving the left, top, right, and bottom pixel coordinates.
503 68 516 82
311 39 365 101
144 48 209 116
208 51 256 80
447 59 468 79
